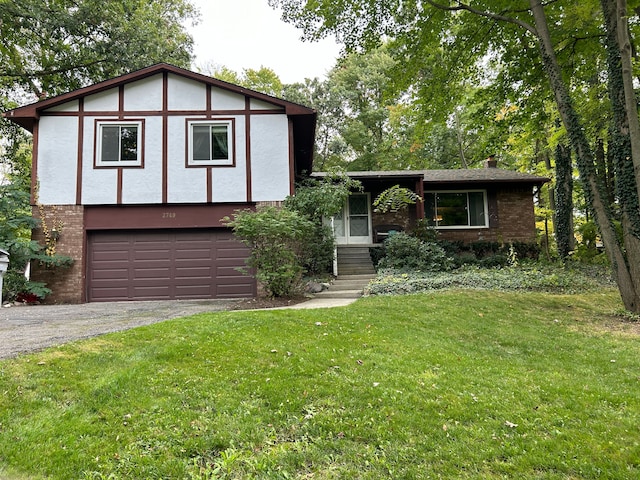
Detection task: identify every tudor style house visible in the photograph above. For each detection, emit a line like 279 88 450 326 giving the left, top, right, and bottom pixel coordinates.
4 63 316 303
5 63 548 302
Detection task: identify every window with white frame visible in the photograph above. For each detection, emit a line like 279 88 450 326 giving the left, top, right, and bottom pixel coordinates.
188 120 234 166
425 191 488 228
96 121 143 167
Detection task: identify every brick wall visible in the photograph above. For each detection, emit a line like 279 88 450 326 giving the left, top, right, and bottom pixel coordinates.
31 205 85 304
436 187 537 244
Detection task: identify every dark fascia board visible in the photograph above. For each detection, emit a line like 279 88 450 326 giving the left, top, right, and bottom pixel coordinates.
313 169 550 186
311 170 424 181
3 63 316 132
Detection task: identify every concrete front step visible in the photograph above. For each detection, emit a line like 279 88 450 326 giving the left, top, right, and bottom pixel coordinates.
314 273 376 299
314 289 363 299
330 280 372 290
338 268 374 275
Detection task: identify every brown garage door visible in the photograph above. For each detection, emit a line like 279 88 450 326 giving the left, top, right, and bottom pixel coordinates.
87 229 255 302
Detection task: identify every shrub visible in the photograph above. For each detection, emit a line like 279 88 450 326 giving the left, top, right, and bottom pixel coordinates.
223 207 316 297
510 241 541 260
410 218 438 243
378 232 453 272
2 270 51 303
478 254 509 268
470 241 501 258
369 246 385 268
300 224 335 275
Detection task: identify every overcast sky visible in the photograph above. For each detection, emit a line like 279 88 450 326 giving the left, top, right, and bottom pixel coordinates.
188 0 341 84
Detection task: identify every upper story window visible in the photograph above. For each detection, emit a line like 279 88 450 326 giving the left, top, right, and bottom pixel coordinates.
96 120 143 167
188 119 234 166
425 190 488 228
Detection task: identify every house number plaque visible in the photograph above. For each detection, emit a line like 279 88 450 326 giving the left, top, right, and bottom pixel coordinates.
162 212 176 219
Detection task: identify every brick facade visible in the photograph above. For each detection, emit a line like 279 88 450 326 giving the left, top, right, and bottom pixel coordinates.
433 187 537 244
31 205 85 304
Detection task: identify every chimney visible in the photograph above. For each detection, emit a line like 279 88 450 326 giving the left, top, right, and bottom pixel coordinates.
484 155 497 169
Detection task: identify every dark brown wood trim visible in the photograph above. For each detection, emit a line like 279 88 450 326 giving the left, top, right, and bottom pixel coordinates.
81 210 88 303
37 108 285 117
288 118 295 195
76 98 84 204
245 97 252 202
416 179 425 220
117 169 123 204
206 84 212 115
84 204 255 229
118 85 125 118
162 72 169 203
207 167 213 203
30 122 39 204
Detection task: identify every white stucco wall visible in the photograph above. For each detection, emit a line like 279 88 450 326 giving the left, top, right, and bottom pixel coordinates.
250 115 290 201
250 98 281 110
166 115 207 203
212 88 245 110
44 100 79 113
34 73 294 207
211 116 247 202
124 75 163 111
84 88 119 111
168 74 206 111
81 116 117 204
121 116 163 204
37 116 79 205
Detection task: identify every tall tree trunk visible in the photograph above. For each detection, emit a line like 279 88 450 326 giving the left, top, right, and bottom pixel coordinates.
595 138 612 207
530 0 640 312
616 0 640 199
538 141 557 218
603 0 640 309
554 143 574 260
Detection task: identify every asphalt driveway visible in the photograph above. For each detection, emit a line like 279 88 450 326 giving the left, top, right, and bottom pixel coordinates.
0 299 242 359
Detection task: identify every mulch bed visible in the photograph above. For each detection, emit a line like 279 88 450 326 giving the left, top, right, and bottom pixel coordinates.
228 295 310 310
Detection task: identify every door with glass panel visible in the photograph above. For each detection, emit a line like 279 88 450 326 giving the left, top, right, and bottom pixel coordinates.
333 194 372 244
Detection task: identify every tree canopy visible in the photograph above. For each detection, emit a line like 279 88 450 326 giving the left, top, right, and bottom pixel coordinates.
0 0 197 98
269 0 640 312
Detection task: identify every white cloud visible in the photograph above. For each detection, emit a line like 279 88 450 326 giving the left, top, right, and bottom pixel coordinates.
188 0 341 84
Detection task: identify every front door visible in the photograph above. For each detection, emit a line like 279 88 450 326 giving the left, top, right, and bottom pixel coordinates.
333 194 372 244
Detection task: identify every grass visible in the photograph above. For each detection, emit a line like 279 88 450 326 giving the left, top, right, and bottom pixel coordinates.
1 289 639 479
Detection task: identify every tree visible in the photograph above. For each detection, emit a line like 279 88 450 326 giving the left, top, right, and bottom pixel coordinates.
269 0 640 312
203 64 284 97
0 0 197 97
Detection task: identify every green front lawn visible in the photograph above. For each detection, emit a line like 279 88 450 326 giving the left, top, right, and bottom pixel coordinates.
1 289 639 479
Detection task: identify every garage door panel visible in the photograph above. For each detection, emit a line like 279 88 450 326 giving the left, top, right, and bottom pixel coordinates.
91 287 130 301
91 268 130 280
88 229 255 301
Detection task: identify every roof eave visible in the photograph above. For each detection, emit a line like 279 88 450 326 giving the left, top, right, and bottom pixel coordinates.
2 63 316 130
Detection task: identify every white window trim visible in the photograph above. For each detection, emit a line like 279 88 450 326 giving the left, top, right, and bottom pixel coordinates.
426 189 489 229
95 120 143 167
187 119 234 167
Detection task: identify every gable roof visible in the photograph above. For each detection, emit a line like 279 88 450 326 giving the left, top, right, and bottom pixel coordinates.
313 169 549 186
3 63 317 174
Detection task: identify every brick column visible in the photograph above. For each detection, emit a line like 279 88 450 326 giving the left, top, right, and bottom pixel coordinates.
31 205 85 304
